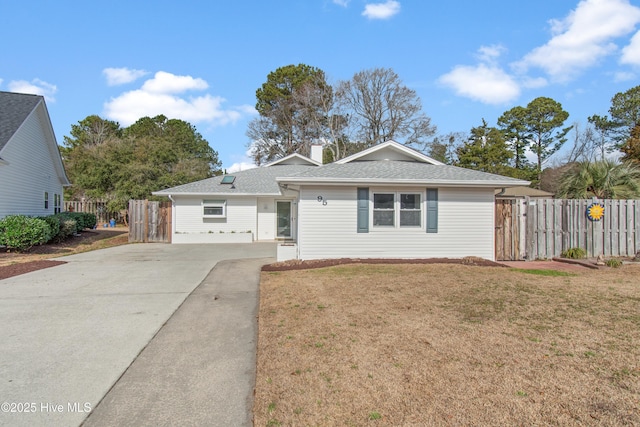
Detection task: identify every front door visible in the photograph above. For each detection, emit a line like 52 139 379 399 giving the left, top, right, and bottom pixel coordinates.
276 201 292 239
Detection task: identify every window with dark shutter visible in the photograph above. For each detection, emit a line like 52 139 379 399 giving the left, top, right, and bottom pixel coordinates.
357 188 369 233
426 189 438 233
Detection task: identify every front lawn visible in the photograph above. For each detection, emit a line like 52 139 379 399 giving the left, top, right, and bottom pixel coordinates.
254 264 640 426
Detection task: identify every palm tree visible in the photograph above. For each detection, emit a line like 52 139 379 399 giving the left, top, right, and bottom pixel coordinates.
556 159 640 199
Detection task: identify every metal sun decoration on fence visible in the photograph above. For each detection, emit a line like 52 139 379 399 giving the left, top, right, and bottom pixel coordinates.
587 203 605 221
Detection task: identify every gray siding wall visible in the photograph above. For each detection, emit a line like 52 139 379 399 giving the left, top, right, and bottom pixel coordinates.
0 110 64 219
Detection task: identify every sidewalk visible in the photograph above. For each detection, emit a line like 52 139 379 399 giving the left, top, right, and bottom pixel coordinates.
82 257 271 427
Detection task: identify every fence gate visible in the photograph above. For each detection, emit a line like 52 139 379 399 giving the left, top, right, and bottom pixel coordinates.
128 200 172 243
495 199 523 261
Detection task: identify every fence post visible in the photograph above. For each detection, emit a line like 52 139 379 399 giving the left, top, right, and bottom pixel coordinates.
525 197 535 260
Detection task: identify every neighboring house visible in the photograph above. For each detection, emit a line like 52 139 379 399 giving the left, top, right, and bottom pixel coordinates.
154 141 529 261
0 92 70 219
495 186 554 199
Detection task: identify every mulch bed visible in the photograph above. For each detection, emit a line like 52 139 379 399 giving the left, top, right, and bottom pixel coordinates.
0 260 67 280
262 256 504 271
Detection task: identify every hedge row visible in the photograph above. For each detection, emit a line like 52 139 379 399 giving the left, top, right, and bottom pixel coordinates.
0 212 97 252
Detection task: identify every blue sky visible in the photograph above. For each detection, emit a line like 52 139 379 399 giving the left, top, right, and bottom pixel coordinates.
2 0 640 171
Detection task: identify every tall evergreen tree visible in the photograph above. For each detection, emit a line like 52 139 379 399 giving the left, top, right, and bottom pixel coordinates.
457 120 512 175
248 64 331 164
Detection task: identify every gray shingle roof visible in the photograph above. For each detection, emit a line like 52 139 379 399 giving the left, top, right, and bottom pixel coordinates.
277 161 530 187
155 159 529 196
0 92 42 153
153 164 319 195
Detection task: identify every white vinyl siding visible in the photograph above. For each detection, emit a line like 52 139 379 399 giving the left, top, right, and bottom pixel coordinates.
257 198 276 240
298 186 496 261
0 107 65 219
172 196 257 234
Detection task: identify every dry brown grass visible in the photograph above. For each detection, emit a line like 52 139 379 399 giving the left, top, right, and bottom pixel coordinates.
254 263 640 426
0 228 128 268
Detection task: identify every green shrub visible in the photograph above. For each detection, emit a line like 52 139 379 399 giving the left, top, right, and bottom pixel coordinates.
55 212 97 233
38 215 60 242
561 247 586 259
81 212 97 229
59 219 77 240
0 215 51 251
44 214 76 242
605 258 623 268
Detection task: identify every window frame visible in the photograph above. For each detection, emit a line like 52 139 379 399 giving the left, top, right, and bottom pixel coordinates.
202 199 227 218
44 192 49 210
399 193 422 227
54 194 61 214
371 190 424 230
372 193 396 227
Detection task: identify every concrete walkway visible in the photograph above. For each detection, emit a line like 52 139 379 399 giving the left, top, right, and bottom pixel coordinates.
82 258 268 426
0 243 275 427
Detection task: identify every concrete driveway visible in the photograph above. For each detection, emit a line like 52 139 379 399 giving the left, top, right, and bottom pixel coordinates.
0 242 275 427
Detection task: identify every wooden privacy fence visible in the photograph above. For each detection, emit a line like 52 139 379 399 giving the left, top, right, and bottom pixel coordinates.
128 200 171 243
65 200 111 225
496 198 640 260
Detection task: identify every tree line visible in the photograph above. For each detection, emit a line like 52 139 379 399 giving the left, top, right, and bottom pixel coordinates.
61 63 640 208
61 115 220 211
248 63 640 198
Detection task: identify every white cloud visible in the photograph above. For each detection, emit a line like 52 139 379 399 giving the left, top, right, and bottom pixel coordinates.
226 161 258 173
7 79 57 102
516 0 640 81
621 30 640 65
103 67 148 86
475 44 506 64
362 1 400 20
103 71 245 127
226 147 258 173
141 71 208 94
439 64 521 105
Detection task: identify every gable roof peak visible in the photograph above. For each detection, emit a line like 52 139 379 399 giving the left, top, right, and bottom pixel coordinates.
335 140 444 165
264 152 321 167
0 91 44 152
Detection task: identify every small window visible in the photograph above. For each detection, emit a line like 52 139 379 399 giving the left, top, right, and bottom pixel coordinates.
203 199 226 217
54 194 61 214
44 192 49 209
373 193 395 226
400 194 421 227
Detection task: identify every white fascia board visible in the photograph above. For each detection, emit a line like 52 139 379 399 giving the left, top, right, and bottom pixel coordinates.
264 153 321 166
276 177 531 188
152 191 282 197
335 140 444 165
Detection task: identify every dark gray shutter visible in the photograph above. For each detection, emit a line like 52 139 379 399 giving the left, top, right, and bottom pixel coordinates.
426 188 438 233
357 187 369 233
